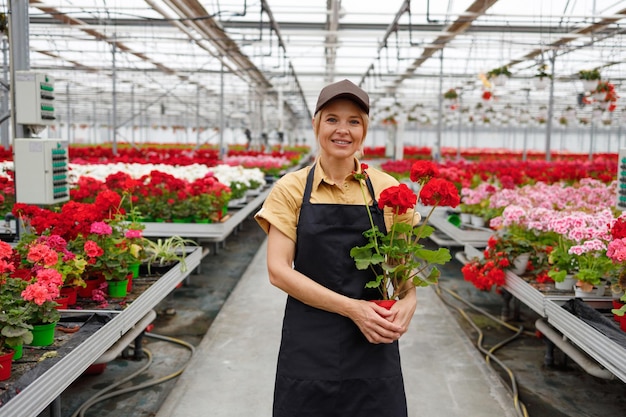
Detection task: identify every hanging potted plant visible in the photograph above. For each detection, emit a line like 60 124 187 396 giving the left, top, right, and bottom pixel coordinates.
578 69 601 92
533 64 551 90
443 88 458 101
487 66 512 86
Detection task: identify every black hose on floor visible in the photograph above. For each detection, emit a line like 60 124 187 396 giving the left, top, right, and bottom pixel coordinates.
70 332 195 417
435 285 530 417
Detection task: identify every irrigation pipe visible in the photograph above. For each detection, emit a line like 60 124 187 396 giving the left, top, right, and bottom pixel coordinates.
71 333 195 417
435 284 530 417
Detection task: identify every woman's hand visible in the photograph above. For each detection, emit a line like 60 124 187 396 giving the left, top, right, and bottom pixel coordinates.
348 300 404 344
388 294 417 335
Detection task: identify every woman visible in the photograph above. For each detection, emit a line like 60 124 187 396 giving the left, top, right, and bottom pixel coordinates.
255 79 418 416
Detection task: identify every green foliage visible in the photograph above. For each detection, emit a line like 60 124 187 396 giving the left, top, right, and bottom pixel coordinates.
351 218 450 300
0 277 34 350
578 69 601 81
487 66 512 78
142 235 198 273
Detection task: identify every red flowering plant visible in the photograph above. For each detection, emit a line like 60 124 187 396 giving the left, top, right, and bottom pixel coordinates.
189 175 232 222
461 234 552 293
607 215 626 317
350 161 461 301
13 190 142 283
137 171 189 222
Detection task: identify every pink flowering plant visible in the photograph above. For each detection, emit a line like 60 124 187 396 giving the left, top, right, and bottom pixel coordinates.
73 215 143 282
0 242 33 351
460 181 501 221
487 180 619 287
8 239 68 325
16 234 88 289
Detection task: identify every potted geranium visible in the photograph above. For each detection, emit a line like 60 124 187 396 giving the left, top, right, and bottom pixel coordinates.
16 266 62 347
350 161 460 303
15 233 88 305
606 215 626 322
74 218 142 298
0 242 33 372
189 175 232 223
546 233 578 290
569 244 616 297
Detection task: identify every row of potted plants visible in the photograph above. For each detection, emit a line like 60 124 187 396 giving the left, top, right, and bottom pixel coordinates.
458 177 626 328
370 153 624 325
0 189 203 380
364 145 617 162
379 154 616 196
0 143 310 222
68 164 266 222
0 144 313 380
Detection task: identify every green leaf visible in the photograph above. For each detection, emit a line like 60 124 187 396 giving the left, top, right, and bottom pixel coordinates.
351 246 384 270
413 268 440 287
414 224 435 239
414 247 451 264
365 275 383 289
390 222 413 235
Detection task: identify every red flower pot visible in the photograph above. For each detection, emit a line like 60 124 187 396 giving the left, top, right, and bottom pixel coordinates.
0 350 15 381
613 300 625 323
373 300 397 310
60 286 78 306
54 295 70 310
78 276 105 298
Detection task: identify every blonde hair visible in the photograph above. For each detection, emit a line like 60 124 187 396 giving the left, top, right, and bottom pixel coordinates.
312 105 369 155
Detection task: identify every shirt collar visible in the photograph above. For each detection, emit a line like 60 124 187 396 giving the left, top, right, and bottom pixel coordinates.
312 156 361 192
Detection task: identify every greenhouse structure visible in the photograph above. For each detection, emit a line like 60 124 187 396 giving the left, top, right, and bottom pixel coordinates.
0 1 625 417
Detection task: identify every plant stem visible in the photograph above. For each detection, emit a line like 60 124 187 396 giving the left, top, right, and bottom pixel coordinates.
358 179 380 256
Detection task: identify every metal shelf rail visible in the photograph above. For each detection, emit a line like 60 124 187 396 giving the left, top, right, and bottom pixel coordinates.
457 246 626 384
0 246 203 417
544 299 626 383
423 207 494 248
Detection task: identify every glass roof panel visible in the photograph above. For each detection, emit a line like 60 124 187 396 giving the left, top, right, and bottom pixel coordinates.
0 0 623 132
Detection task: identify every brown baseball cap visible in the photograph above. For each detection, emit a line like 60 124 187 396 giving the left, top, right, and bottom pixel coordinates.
314 79 369 115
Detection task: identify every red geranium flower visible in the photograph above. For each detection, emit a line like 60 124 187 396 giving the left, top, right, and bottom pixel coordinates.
410 160 439 183
378 183 417 215
419 178 460 208
352 166 459 301
611 217 626 239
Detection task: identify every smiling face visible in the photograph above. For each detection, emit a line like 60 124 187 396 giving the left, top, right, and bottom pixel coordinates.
313 98 368 161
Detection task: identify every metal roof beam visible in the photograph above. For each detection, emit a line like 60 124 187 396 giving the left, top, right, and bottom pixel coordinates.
380 0 500 93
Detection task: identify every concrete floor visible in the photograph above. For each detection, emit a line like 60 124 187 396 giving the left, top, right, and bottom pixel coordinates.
155 239 518 417
49 217 626 417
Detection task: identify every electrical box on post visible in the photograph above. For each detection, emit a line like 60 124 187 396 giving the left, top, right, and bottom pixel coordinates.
14 71 55 126
14 139 70 205
618 149 626 211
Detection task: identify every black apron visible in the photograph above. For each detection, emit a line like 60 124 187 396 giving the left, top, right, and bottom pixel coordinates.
273 165 408 417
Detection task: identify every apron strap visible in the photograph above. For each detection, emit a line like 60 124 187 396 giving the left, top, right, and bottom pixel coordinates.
304 162 379 207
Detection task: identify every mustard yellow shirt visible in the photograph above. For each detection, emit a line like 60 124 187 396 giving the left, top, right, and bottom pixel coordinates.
254 158 420 242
